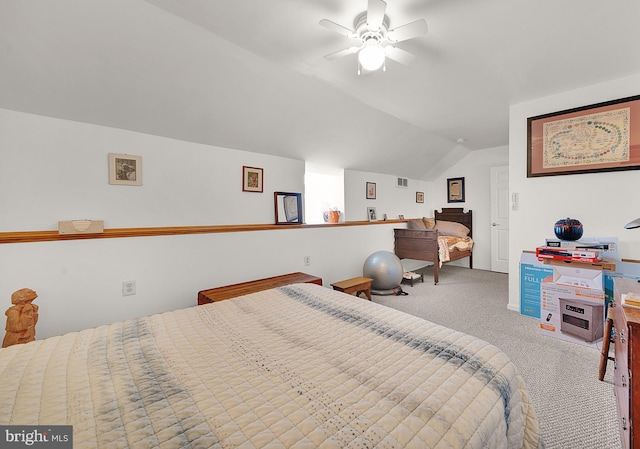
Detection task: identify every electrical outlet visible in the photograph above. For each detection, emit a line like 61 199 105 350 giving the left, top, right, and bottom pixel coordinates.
122 280 136 296
304 256 311 266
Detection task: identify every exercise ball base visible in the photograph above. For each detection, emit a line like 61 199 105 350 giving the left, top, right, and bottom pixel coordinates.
371 287 400 296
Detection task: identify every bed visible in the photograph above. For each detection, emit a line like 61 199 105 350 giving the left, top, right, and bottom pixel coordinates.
0 282 541 448
395 208 474 284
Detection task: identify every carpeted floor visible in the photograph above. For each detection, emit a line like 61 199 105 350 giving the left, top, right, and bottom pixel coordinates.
372 265 621 449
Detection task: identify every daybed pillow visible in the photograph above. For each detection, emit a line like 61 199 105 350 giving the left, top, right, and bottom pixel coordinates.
422 217 436 229
435 220 470 237
407 219 427 230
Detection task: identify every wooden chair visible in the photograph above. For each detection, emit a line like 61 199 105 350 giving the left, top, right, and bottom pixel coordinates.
599 307 614 381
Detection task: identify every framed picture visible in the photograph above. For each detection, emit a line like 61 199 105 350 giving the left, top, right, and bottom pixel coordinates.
416 192 424 203
398 214 405 220
366 182 376 199
274 192 303 224
242 166 264 192
108 153 142 186
447 177 465 203
367 207 377 222
527 94 640 177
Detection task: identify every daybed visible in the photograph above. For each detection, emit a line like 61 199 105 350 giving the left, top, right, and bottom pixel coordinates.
395 208 473 284
0 282 541 448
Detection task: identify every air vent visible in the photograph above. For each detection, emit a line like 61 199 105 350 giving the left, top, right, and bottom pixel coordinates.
396 177 408 188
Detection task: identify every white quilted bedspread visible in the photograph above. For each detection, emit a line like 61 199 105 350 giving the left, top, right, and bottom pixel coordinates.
0 283 543 448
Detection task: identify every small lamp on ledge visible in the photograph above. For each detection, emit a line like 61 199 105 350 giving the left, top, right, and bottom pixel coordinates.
625 218 640 229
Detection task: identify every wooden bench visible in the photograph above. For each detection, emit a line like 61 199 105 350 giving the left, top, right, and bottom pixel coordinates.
330 277 373 300
197 272 323 305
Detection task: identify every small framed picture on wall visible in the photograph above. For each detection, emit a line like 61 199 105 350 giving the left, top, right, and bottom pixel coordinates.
366 182 376 199
242 166 264 192
108 153 142 186
416 192 424 203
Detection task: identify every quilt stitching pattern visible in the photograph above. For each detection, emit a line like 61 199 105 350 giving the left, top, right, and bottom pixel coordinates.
0 283 543 449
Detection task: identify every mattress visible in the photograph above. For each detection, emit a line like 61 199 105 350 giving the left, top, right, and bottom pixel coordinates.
0 283 542 448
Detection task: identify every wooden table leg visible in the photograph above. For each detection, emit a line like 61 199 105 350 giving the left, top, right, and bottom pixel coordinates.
599 316 613 381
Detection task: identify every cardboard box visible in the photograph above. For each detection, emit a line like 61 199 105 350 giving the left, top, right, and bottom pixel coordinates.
540 267 605 347
552 265 603 290
520 252 552 319
603 259 640 310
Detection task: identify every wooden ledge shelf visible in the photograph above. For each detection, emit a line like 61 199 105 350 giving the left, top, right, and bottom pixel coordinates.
0 219 407 245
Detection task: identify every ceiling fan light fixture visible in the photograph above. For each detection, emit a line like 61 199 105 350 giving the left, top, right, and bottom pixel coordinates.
358 39 385 71
321 2 428 72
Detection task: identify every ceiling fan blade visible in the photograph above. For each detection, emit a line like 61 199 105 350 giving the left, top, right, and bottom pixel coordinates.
387 19 428 43
366 0 387 31
385 46 416 65
319 19 356 38
324 46 359 60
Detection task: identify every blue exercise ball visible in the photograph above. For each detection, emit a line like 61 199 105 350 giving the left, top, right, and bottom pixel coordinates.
363 251 403 291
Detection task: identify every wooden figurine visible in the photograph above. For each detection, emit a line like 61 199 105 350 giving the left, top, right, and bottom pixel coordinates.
2 288 39 348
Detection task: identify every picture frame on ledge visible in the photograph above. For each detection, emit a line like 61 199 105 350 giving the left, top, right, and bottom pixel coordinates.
242 166 264 192
367 207 377 222
108 153 142 186
447 177 465 203
274 192 303 224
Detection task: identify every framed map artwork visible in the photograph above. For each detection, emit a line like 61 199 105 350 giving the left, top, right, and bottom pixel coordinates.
527 95 640 177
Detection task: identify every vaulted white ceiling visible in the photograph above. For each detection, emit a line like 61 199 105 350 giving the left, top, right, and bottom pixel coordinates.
1 0 639 180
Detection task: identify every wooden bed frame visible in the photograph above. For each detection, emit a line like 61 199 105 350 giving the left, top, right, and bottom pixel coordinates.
394 208 473 285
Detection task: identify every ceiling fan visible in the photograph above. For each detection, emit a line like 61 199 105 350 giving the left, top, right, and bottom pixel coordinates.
320 0 428 74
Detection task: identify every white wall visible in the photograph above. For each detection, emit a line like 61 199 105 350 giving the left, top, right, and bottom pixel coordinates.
430 146 509 270
0 109 304 230
304 163 344 224
1 223 399 339
508 74 640 311
345 147 508 272
0 108 507 339
0 108 403 339
345 170 432 221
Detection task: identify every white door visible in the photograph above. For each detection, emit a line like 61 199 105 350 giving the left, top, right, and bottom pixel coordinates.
490 166 509 273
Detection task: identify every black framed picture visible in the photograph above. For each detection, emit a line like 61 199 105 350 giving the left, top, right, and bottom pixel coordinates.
447 177 465 203
274 192 302 224
366 182 376 199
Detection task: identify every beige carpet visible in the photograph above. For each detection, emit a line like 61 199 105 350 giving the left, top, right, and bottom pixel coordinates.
372 265 621 449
